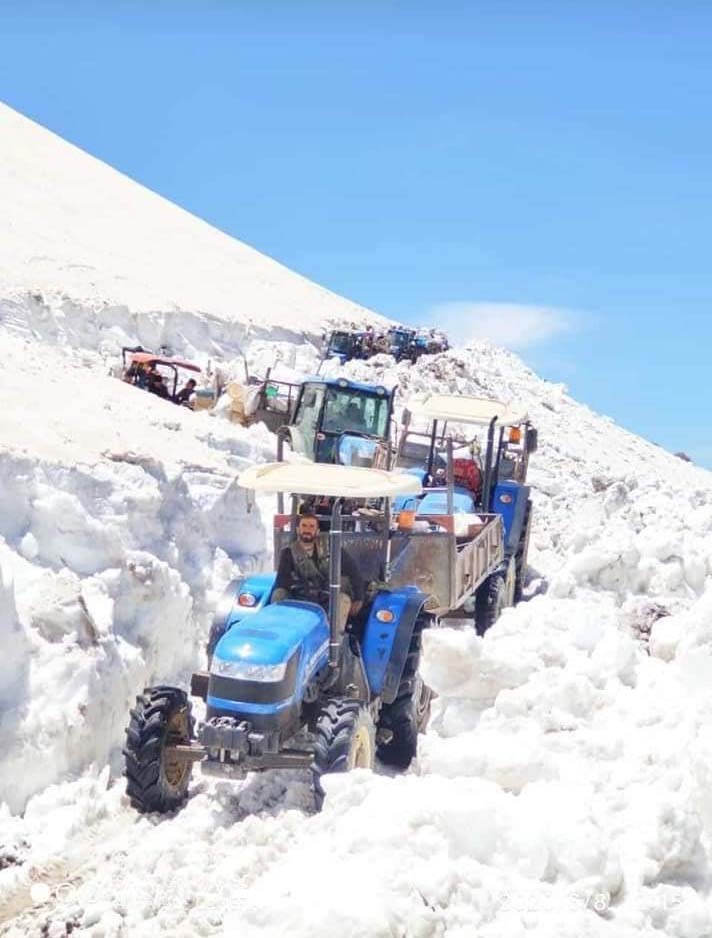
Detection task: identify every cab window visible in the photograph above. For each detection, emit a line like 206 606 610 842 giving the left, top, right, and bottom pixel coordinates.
292 385 325 455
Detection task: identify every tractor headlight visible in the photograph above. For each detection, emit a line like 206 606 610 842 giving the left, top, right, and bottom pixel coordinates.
210 658 288 682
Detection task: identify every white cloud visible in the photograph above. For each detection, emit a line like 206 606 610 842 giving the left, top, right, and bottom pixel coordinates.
426 302 578 350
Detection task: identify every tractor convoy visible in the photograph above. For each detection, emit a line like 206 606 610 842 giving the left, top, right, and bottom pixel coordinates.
323 325 449 365
124 359 537 816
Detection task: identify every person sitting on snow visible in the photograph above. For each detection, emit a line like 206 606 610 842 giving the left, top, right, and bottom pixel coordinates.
272 512 364 637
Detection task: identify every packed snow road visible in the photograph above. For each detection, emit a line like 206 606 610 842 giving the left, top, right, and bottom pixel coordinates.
3 328 712 937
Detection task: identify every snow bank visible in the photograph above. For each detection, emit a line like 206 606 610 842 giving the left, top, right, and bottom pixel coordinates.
4 335 712 937
0 332 277 815
3 102 712 937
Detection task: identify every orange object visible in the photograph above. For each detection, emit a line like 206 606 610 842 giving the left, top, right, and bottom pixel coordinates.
397 509 416 530
509 426 522 443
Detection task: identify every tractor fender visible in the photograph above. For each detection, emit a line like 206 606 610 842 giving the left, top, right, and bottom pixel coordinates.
362 587 429 705
207 574 276 663
492 481 530 553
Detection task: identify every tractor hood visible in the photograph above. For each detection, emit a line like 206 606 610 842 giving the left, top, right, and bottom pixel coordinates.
213 600 329 671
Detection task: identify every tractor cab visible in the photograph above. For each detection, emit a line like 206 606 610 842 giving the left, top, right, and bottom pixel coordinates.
324 329 365 365
397 393 537 605
386 327 418 362
281 377 396 467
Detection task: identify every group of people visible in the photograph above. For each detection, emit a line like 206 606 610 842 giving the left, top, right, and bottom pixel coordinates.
123 360 197 407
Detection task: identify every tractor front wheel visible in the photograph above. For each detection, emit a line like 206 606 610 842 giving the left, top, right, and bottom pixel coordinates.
124 686 194 814
312 698 375 809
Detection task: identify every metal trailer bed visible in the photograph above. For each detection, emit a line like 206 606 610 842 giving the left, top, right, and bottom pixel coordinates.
273 511 504 618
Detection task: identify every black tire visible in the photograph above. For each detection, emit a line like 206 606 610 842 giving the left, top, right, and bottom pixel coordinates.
123 686 194 814
514 500 533 603
312 698 375 809
376 613 433 769
474 572 507 636
206 620 226 668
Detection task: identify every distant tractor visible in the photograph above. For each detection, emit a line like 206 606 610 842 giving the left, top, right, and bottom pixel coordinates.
120 347 207 406
386 327 419 363
323 329 367 365
395 393 537 630
385 327 449 363
279 377 396 467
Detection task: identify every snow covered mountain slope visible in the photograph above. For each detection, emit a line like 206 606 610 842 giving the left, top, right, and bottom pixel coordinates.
0 102 384 347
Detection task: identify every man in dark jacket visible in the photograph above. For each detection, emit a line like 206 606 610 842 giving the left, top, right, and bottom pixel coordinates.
175 378 197 406
272 512 364 636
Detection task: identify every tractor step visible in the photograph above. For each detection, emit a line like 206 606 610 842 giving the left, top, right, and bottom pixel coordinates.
164 743 207 763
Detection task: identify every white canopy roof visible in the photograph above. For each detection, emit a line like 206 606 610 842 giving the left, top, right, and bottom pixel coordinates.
238 462 423 498
405 393 527 427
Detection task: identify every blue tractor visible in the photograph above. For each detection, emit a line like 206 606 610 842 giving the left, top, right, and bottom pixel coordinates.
123 462 439 814
385 327 449 363
323 329 367 365
394 393 538 632
385 327 419 363
279 377 396 467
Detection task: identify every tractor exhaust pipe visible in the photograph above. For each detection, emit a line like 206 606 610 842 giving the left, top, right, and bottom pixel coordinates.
328 498 344 669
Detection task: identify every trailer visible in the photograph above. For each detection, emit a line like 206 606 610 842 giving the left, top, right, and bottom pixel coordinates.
394 393 538 630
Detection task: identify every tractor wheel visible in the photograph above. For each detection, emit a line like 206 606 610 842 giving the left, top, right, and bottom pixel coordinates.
513 500 533 603
123 686 194 814
206 620 227 668
474 558 515 636
376 612 433 769
312 698 375 809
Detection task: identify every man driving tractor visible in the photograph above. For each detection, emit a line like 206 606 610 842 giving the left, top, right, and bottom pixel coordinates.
272 512 364 635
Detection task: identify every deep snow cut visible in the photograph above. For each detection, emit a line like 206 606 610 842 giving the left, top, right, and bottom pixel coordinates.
2 103 712 936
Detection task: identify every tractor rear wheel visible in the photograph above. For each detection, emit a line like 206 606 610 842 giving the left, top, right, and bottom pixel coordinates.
124 686 194 814
376 612 433 769
474 557 515 636
513 500 533 603
312 697 375 809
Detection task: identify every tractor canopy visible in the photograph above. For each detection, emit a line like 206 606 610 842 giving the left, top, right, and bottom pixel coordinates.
127 352 201 374
238 461 422 499
404 393 527 428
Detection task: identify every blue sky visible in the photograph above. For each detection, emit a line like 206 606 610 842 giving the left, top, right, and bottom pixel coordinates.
1 2 711 465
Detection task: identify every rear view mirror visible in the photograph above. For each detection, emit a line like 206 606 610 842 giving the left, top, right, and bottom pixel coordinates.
526 427 539 453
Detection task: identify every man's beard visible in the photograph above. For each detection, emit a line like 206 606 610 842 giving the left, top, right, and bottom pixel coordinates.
298 533 316 544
